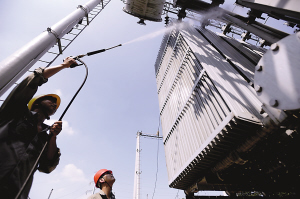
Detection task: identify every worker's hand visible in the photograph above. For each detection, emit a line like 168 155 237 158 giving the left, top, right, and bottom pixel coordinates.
50 121 62 137
63 57 78 68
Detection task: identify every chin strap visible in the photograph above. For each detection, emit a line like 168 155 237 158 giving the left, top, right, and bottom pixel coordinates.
104 181 112 189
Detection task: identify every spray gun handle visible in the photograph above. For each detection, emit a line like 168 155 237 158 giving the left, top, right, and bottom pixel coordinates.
64 56 83 68
70 56 80 68
70 62 79 68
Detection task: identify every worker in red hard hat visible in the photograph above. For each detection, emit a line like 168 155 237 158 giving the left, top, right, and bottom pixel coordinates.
0 57 77 199
88 169 116 199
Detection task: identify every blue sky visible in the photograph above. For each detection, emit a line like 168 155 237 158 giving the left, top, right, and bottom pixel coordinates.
1 0 186 198
0 0 295 199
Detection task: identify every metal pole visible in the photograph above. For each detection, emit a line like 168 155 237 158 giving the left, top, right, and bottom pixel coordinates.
0 0 101 97
132 132 163 199
133 132 141 199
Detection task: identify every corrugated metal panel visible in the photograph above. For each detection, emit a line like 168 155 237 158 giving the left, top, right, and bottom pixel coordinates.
181 25 263 121
155 29 172 74
164 72 233 182
155 23 265 189
158 35 189 110
169 116 263 189
160 49 205 138
155 29 180 87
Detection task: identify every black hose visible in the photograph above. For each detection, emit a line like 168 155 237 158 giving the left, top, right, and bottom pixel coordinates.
59 58 88 121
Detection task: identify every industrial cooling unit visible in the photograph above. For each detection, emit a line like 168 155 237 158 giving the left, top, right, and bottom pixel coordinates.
155 19 300 195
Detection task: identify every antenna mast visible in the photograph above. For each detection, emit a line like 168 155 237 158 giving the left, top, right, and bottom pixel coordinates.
133 131 163 199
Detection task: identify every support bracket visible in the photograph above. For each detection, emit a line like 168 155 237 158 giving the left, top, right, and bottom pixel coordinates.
78 5 89 25
47 27 62 54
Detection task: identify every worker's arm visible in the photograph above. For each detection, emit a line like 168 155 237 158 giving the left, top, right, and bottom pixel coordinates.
43 57 77 79
0 57 77 120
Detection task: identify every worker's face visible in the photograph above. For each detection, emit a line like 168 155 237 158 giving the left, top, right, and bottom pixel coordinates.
102 171 115 184
40 98 57 116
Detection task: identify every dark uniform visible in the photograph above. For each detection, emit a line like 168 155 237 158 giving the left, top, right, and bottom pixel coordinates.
0 68 61 199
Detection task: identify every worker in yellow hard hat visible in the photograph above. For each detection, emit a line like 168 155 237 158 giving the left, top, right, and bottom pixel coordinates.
0 57 77 199
28 94 61 118
88 169 116 199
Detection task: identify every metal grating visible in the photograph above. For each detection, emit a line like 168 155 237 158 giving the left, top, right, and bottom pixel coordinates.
39 0 112 69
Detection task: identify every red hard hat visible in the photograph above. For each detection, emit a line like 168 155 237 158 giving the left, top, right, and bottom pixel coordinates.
94 169 112 188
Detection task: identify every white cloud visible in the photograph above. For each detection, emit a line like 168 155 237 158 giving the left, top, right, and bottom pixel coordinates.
54 89 63 97
44 119 75 135
61 120 75 135
61 164 88 183
31 164 90 198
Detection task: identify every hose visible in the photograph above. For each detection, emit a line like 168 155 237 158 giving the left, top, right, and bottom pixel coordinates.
59 57 88 121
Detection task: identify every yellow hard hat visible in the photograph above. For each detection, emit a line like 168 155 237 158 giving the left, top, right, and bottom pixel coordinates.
28 94 61 111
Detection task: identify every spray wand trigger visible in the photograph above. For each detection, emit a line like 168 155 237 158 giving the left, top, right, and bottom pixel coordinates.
64 55 85 68
70 63 79 68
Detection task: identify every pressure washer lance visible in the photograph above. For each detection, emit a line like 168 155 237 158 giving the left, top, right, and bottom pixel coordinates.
69 44 122 68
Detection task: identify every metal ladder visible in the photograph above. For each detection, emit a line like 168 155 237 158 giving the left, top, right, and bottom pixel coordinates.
0 0 111 103
38 0 112 68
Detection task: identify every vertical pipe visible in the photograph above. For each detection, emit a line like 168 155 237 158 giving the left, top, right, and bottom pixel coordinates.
133 132 141 199
0 0 101 96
